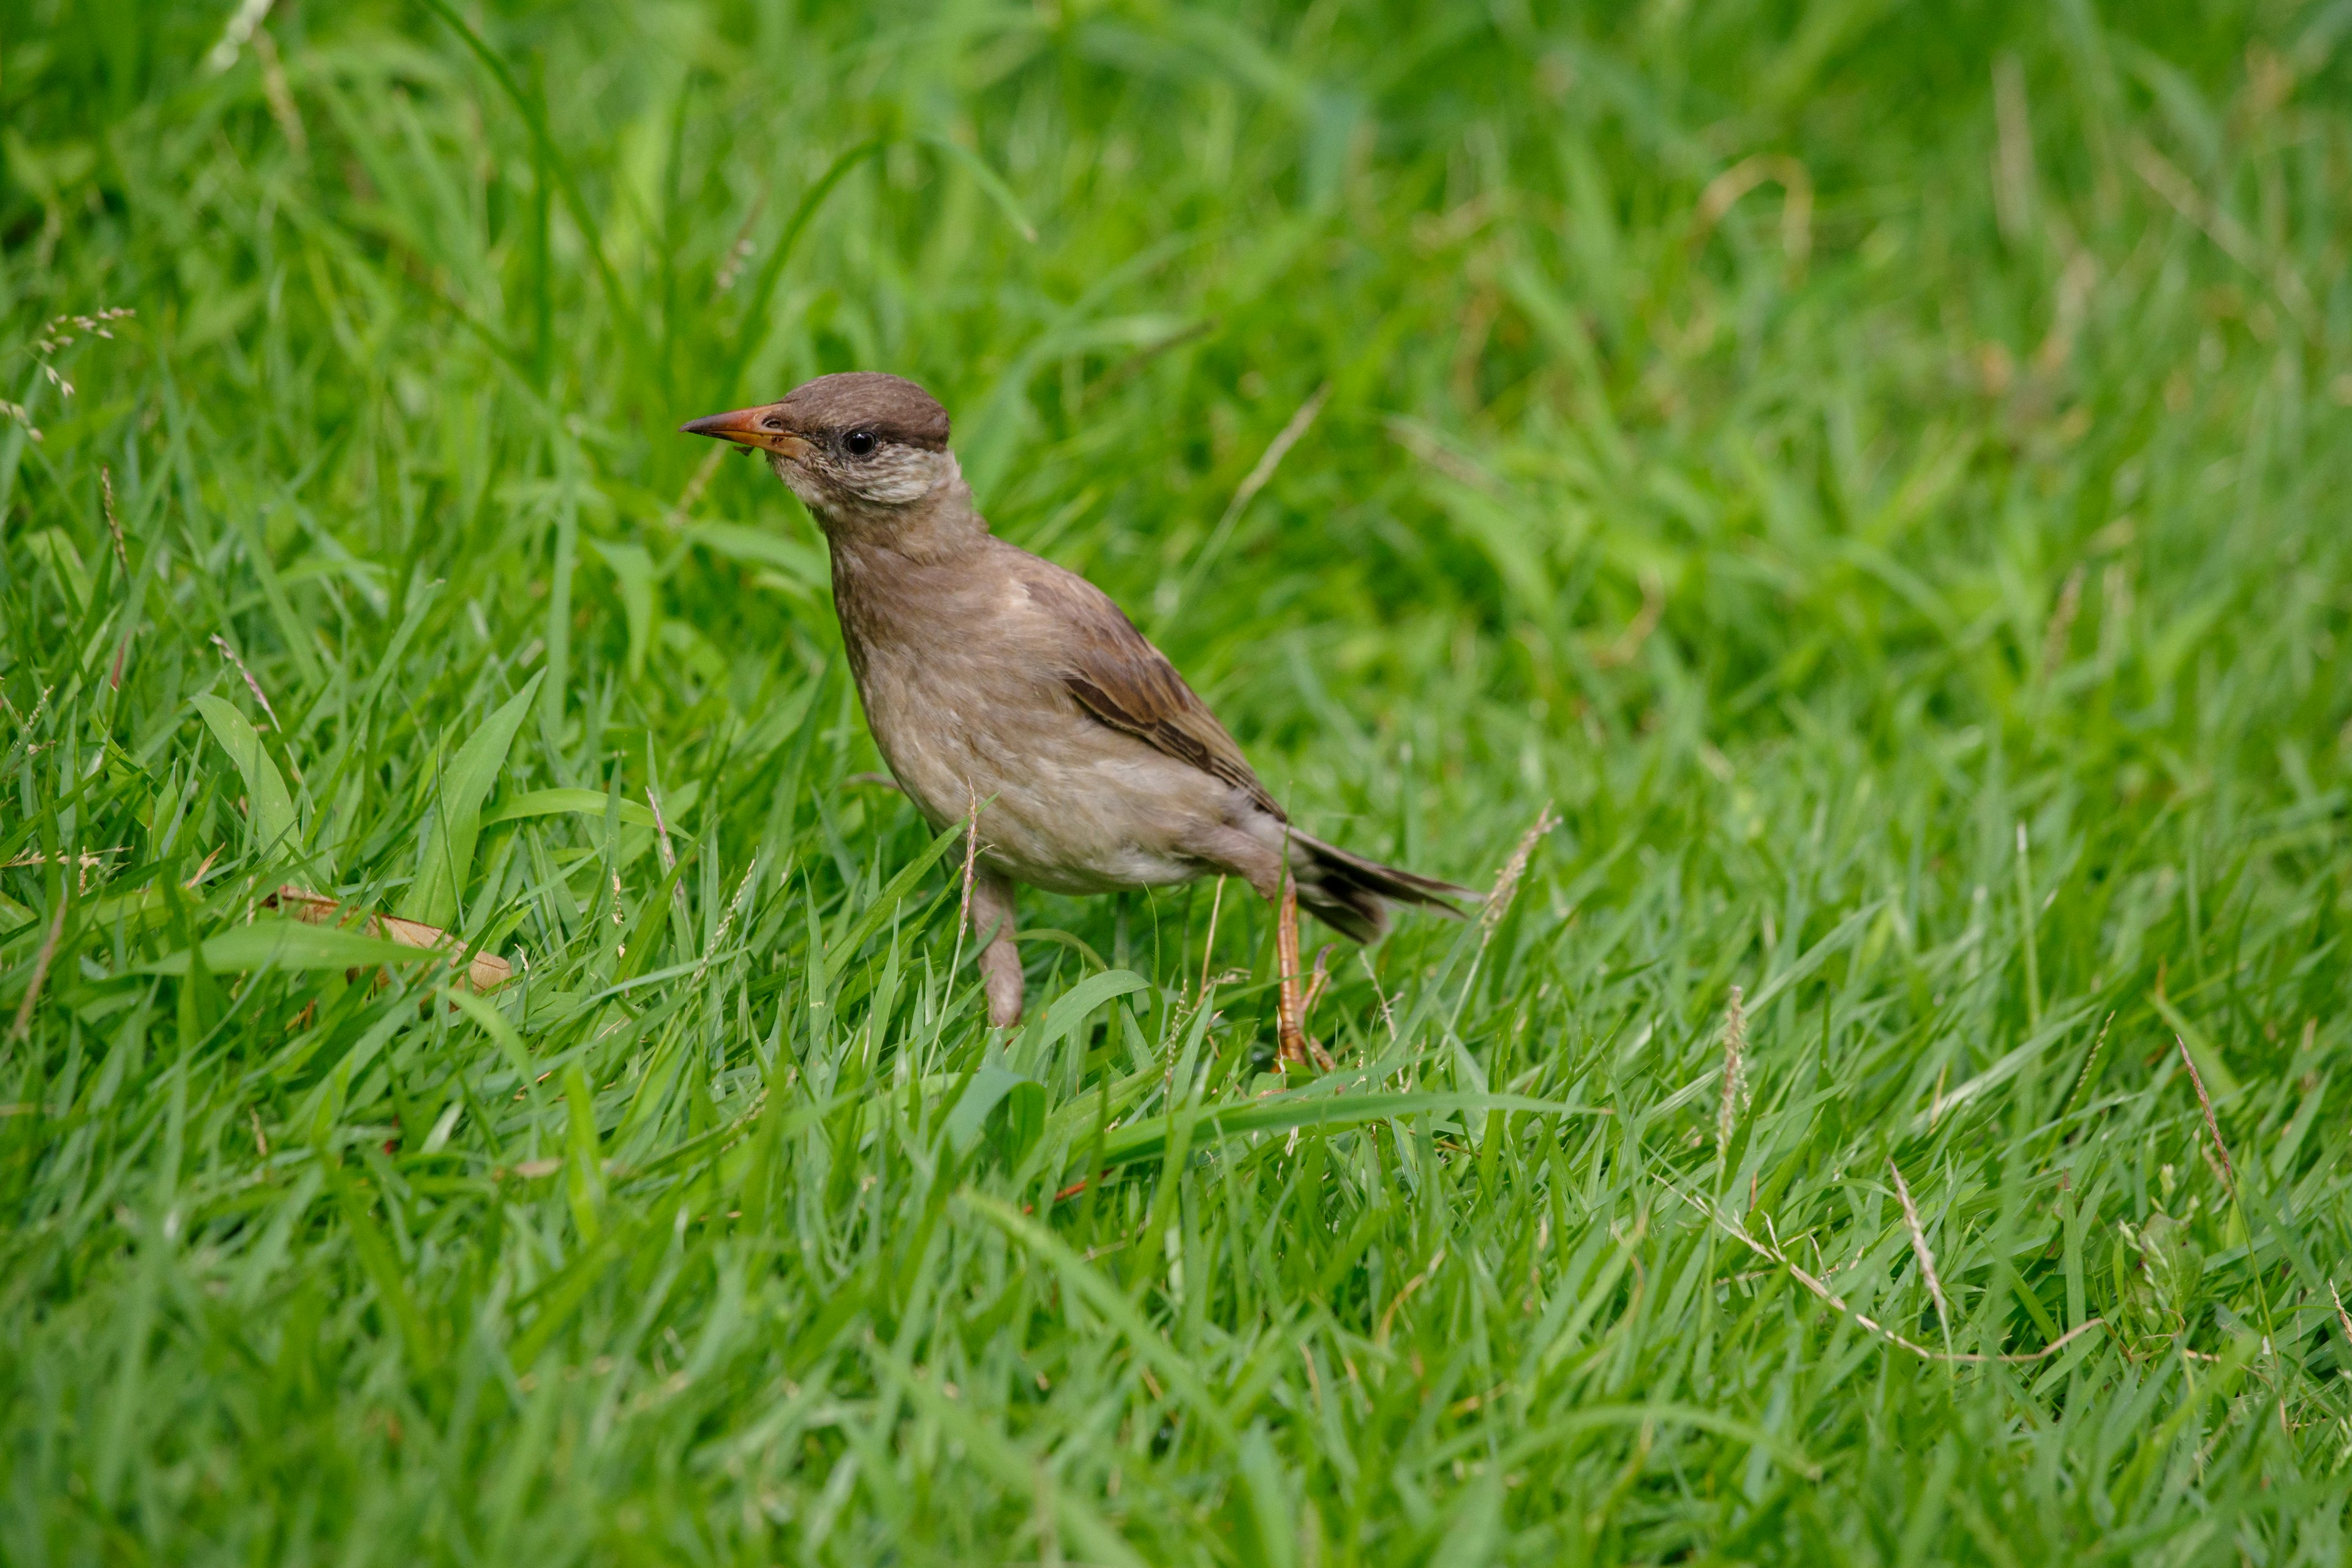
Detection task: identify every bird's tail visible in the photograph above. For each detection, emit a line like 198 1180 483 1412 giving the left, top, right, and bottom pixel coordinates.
1286 830 1477 944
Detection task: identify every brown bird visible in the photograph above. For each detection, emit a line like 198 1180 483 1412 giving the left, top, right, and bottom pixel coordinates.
682 372 1469 1064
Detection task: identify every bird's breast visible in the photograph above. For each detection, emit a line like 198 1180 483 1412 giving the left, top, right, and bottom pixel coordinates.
832 545 1227 892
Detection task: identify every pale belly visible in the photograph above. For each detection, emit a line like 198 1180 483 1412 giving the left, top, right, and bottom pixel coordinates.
855 666 1229 894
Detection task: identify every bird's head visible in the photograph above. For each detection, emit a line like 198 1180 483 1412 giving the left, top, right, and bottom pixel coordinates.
680 372 957 524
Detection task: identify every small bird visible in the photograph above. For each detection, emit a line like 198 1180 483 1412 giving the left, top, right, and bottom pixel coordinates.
682 372 1469 1063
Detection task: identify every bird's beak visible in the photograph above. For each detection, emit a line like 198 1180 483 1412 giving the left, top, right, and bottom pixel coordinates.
677 404 812 459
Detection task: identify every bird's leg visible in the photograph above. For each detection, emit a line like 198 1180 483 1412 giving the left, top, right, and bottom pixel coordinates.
1182 824 1333 1074
968 869 1024 1028
1274 870 1304 1064
1273 870 1330 1071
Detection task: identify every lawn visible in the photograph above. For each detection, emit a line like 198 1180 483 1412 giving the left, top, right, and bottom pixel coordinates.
4 0 2351 1561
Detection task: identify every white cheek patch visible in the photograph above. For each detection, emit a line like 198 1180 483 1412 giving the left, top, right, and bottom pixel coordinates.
851 448 946 505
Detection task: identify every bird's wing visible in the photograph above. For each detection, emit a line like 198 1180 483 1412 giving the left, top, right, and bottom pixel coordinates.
1016 559 1286 821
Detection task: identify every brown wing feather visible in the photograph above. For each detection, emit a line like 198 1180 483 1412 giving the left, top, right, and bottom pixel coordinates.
1019 565 1286 821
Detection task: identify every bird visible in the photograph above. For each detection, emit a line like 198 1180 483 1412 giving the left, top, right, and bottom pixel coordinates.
681 372 1470 1065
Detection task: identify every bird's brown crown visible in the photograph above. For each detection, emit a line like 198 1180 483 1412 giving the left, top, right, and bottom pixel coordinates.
778 372 951 451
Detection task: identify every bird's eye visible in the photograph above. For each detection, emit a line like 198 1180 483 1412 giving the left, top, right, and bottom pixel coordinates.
843 429 878 457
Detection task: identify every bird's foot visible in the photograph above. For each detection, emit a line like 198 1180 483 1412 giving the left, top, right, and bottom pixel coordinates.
1277 1022 1305 1067
1278 1026 1335 1074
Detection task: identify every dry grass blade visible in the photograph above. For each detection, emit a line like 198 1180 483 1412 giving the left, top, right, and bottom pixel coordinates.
2128 138 2316 326
1220 382 1329 537
1385 417 1502 494
952 777 981 979
6 900 67 1043
1889 1158 1951 1345
1670 1180 2106 1366
210 635 282 731
1159 382 1329 626
1991 53 2035 243
665 443 726 527
1691 153 1813 270
1591 575 1665 669
1197 874 1225 1000
1376 1250 1446 1345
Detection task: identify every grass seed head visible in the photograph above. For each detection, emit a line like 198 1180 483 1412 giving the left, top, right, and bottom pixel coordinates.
1715 984 1748 1169
1480 801 1556 933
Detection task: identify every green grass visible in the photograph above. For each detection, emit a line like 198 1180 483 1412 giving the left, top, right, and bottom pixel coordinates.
5 0 2352 1560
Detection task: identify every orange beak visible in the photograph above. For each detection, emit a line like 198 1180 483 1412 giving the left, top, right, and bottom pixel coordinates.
677 404 812 458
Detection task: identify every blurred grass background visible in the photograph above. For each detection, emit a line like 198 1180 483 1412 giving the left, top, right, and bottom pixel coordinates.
4 0 2351 1561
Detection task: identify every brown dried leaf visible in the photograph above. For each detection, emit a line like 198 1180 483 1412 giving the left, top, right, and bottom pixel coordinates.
269 886 512 992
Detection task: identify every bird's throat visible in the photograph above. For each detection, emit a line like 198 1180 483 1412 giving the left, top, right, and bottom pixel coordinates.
816 480 990 568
